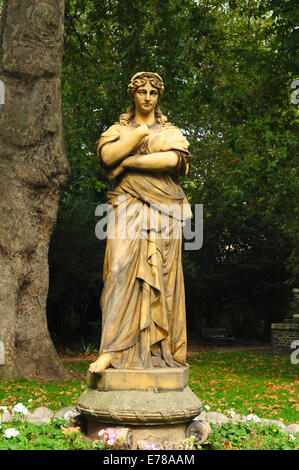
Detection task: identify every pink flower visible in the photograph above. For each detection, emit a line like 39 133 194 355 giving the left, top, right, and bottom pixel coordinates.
107 429 117 440
98 428 117 447
144 443 157 450
107 438 116 446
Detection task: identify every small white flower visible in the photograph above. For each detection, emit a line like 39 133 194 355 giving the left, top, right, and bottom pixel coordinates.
204 405 210 410
247 413 260 422
12 403 29 416
228 410 236 417
0 406 8 412
27 399 32 403
289 434 296 441
252 415 261 423
4 428 20 439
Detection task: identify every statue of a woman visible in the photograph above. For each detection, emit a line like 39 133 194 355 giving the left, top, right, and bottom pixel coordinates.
89 72 192 374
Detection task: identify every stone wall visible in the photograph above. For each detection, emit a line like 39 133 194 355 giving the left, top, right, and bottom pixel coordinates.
271 289 299 354
271 321 299 354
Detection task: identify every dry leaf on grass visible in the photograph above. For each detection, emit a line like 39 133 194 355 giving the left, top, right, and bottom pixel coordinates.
61 426 81 436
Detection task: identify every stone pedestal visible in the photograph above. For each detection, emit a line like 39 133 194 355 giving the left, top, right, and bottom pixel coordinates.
87 366 189 392
76 367 205 449
87 421 188 449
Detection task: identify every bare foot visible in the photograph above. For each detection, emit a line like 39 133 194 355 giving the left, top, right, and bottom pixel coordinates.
88 352 113 374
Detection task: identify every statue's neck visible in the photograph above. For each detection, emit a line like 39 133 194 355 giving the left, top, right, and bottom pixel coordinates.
133 109 156 126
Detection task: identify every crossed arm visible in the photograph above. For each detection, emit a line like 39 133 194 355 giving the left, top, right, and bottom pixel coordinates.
109 151 179 179
99 124 179 179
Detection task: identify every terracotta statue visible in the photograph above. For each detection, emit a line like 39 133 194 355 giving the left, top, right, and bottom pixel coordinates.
89 72 192 374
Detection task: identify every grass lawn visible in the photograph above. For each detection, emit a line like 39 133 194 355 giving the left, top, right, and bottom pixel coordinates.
0 350 298 425
188 350 298 425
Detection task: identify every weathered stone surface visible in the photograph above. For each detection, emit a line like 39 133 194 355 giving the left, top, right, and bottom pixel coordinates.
206 411 229 426
0 410 11 422
262 419 285 428
229 413 248 424
88 421 187 450
193 410 207 421
137 439 151 450
27 407 54 425
284 423 299 434
54 406 79 420
87 367 189 392
113 427 134 449
76 386 202 425
185 419 211 444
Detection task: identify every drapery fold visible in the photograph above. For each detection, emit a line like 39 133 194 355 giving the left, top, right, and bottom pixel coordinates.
97 122 192 368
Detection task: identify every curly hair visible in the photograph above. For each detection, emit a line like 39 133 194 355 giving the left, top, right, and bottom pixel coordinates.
118 72 168 126
127 72 164 98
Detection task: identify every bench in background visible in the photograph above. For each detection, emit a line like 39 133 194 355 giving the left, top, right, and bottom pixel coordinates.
201 328 236 343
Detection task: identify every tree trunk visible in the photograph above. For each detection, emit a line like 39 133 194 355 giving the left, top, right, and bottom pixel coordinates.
0 0 70 380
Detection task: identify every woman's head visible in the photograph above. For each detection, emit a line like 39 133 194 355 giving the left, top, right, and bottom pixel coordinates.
119 72 168 126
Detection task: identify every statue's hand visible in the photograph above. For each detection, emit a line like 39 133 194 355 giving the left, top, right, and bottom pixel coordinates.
136 124 149 138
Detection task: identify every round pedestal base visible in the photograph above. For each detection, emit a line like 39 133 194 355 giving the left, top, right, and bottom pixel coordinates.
76 385 202 426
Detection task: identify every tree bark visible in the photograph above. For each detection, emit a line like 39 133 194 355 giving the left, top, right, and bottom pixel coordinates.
0 0 70 380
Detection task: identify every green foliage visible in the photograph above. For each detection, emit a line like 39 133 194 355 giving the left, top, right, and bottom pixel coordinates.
203 422 298 450
0 350 297 450
188 350 298 424
184 211 293 337
1 351 297 425
0 419 93 450
0 418 296 450
46 0 298 341
0 377 86 412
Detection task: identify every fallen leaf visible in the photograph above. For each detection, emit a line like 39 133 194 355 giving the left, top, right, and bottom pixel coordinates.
61 426 81 436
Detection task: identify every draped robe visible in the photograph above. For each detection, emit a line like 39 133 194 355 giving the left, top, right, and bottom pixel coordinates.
97 121 192 369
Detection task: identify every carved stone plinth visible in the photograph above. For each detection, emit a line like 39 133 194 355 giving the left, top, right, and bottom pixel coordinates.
76 367 204 448
86 420 211 450
76 367 202 426
76 385 202 425
86 366 189 392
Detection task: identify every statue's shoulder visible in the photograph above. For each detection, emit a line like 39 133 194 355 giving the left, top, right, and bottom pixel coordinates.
97 123 124 160
100 122 123 137
162 122 185 135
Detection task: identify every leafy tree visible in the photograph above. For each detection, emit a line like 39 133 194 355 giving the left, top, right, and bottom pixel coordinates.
47 0 298 342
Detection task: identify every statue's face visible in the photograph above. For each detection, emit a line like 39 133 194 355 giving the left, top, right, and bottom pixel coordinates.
134 82 159 114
